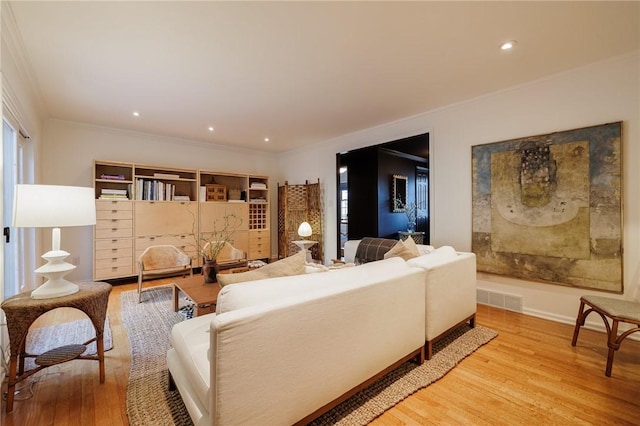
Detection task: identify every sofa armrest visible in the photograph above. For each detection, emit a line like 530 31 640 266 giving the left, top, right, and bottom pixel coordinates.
408 252 477 340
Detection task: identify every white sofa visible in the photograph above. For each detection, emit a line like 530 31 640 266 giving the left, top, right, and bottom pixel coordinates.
344 239 477 358
167 257 426 426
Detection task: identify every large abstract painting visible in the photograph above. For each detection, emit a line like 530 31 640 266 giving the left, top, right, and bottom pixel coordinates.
472 122 622 292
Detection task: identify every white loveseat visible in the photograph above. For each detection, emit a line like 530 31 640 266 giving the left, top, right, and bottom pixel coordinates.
344 239 477 358
167 257 426 426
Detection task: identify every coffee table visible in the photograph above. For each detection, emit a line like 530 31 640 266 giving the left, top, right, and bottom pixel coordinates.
173 275 222 317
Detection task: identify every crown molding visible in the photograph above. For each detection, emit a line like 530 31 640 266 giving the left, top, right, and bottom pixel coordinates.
2 2 48 123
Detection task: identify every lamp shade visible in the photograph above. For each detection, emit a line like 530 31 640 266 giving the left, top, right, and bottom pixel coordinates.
297 221 313 238
13 184 96 228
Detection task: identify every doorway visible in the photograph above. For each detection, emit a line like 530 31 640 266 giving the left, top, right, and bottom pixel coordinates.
336 133 429 258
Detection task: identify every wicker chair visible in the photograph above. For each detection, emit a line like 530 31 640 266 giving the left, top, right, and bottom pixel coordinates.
137 245 192 303
202 241 248 271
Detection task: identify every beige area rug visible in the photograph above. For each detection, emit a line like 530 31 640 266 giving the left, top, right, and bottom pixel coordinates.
24 316 112 371
121 286 497 426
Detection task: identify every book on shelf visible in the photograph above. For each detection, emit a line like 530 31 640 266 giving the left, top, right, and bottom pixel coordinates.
173 195 191 201
99 194 128 199
153 172 180 179
101 188 128 195
250 183 267 190
228 199 246 203
100 174 125 180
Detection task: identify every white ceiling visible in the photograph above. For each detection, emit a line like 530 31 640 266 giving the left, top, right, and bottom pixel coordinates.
4 1 639 153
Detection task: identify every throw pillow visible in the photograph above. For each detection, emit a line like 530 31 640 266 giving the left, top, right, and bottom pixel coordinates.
383 236 420 261
217 250 307 286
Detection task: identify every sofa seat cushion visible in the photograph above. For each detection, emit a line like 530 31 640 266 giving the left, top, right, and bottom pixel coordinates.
170 313 214 413
216 256 410 314
216 250 306 286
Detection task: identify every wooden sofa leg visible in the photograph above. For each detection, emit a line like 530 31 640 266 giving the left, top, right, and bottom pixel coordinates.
415 347 425 365
425 341 433 360
168 371 176 391
470 314 476 328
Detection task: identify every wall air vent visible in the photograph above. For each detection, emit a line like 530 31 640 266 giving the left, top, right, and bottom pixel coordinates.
476 289 523 313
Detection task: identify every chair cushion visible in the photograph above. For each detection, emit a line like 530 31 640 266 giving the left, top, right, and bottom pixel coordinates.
216 250 306 286
583 295 640 322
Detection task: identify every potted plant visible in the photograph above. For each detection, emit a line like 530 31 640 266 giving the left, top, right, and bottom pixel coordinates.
197 212 243 283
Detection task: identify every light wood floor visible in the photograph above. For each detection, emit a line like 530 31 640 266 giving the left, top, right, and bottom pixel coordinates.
2 279 639 425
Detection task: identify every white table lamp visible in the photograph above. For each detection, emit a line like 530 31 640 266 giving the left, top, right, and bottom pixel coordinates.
298 221 313 239
13 184 96 299
294 221 316 262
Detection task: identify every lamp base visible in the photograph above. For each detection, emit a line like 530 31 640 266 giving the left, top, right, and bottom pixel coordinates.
31 278 79 299
32 249 79 299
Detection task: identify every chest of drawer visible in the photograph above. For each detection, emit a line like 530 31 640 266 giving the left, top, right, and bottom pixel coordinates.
96 200 133 211
95 238 133 251
96 247 133 261
95 227 133 239
96 219 133 230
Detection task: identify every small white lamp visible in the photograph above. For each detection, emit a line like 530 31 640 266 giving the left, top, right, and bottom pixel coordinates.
13 184 96 299
297 221 313 239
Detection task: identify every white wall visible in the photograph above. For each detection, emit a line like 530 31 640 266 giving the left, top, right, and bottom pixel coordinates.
278 52 640 325
40 119 280 281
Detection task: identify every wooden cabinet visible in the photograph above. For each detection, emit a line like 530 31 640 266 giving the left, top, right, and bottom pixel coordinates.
199 201 249 254
93 161 271 280
199 171 270 261
93 160 135 280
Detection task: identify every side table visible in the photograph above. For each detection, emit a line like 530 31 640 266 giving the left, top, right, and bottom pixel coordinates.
0 281 112 412
292 240 318 262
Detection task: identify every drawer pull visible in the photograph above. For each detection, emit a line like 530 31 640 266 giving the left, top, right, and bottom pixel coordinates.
111 267 118 271
111 249 117 252
112 210 117 213
111 219 118 222
112 239 118 242
150 236 155 240
111 228 118 231
111 201 118 204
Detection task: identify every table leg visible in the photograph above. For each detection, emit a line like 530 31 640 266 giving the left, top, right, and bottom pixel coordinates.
6 355 18 412
173 284 179 312
97 337 105 383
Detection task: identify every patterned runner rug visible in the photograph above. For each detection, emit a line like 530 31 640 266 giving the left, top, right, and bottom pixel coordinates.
121 285 497 425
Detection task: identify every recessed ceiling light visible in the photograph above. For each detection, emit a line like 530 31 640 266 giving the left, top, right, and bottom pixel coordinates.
132 111 140 117
208 126 214 132
500 40 517 50
264 137 270 142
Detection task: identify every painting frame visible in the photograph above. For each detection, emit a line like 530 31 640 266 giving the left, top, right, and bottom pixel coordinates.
471 122 623 293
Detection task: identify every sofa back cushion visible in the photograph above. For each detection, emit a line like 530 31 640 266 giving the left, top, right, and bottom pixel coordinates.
406 245 458 268
216 250 306 286
216 256 411 314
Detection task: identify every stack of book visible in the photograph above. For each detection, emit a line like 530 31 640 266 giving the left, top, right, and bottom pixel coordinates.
250 182 267 190
135 178 180 201
99 188 128 199
100 174 126 180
